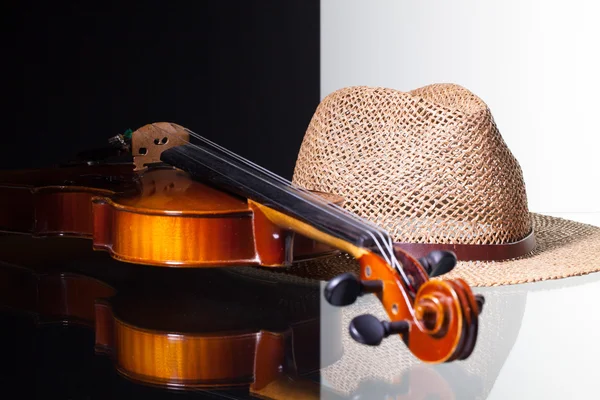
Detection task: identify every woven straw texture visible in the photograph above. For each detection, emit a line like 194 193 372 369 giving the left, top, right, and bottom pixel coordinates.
290 84 600 286
288 213 600 287
293 84 531 246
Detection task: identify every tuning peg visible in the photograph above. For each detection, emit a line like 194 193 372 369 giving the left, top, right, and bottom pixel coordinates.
349 314 410 346
324 273 383 306
419 250 457 277
474 294 485 314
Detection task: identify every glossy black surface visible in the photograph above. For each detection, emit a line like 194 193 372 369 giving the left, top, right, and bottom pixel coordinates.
0 234 328 399
0 314 282 399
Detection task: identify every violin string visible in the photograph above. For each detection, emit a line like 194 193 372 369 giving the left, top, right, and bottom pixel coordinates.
153 124 404 279
178 126 393 246
182 128 386 233
165 125 401 273
161 126 388 245
169 138 397 270
177 126 398 269
181 132 406 278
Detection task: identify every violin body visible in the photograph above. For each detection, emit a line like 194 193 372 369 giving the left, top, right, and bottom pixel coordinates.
0 165 340 268
0 234 341 395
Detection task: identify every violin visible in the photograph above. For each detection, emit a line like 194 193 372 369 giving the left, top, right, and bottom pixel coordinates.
0 121 483 363
0 234 340 398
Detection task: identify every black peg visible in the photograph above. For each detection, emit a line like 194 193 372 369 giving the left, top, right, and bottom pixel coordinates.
475 294 485 314
324 273 383 306
419 250 457 277
349 314 410 346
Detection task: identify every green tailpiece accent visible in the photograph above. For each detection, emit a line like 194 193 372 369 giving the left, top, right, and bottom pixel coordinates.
123 129 133 140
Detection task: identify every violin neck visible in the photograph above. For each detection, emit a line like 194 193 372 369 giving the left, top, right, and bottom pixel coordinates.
249 200 369 259
159 140 387 253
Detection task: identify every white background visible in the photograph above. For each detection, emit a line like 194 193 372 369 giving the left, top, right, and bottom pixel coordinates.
321 0 599 223
321 2 600 399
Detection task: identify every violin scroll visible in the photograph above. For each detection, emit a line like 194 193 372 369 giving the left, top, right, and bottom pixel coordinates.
325 249 483 363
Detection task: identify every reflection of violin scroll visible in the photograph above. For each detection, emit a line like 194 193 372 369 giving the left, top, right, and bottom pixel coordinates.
332 366 455 400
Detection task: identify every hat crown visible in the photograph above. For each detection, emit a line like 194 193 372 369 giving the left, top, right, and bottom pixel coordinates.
292 84 531 245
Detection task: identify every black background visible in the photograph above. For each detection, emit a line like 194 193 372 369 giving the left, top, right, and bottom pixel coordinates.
1 1 320 398
2 0 320 180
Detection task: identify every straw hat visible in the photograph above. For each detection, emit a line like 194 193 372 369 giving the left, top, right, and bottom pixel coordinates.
289 83 600 287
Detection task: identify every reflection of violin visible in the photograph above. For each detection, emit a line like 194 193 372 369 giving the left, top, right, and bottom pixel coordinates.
0 235 472 400
326 366 455 400
0 235 341 399
321 363 484 400
0 121 483 363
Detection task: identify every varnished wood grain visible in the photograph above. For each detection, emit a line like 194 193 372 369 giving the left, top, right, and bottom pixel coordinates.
0 164 339 267
358 251 472 363
92 199 258 267
97 301 261 387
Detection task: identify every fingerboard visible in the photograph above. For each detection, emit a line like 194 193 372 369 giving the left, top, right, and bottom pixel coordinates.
160 141 388 252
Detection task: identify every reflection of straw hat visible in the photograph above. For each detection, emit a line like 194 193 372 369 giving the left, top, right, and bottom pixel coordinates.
290 84 600 286
319 273 600 399
319 283 526 399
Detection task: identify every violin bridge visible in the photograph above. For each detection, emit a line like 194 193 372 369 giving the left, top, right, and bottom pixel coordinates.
130 122 190 171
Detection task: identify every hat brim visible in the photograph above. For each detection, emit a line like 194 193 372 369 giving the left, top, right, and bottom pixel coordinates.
286 213 600 287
